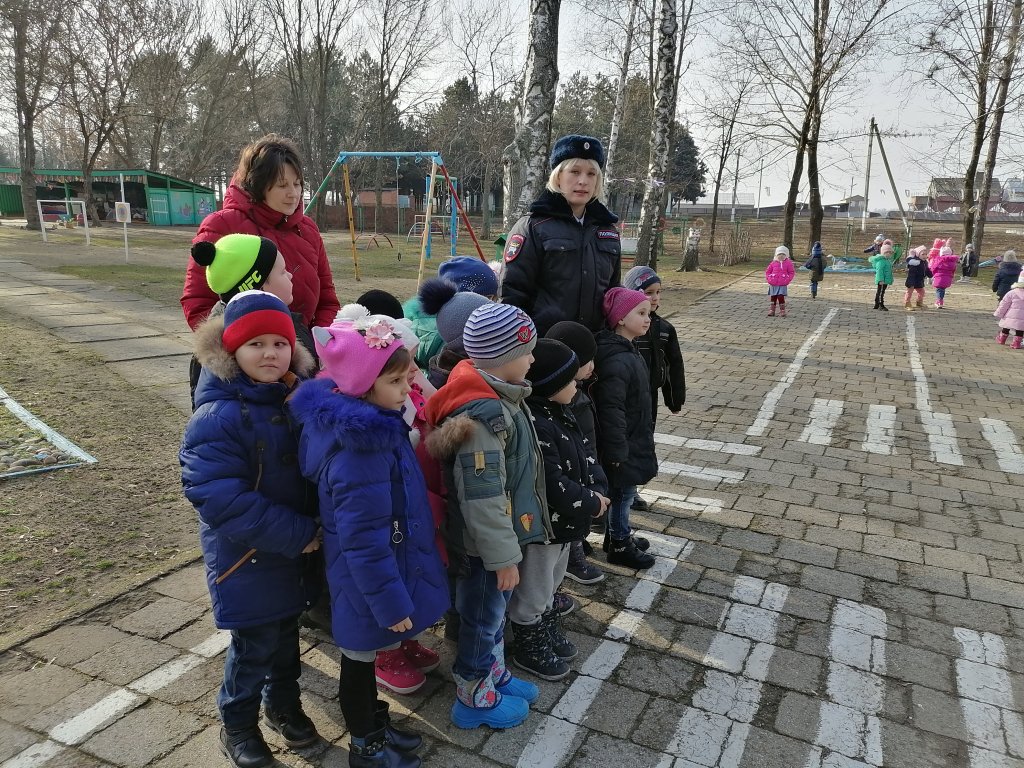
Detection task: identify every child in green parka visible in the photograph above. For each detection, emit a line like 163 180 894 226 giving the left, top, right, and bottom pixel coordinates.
870 241 895 311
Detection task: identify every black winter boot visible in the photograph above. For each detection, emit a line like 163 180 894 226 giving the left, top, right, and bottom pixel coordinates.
607 537 656 569
540 608 578 660
511 621 570 681
220 726 273 768
349 727 421 768
602 533 650 553
375 700 422 753
264 703 319 748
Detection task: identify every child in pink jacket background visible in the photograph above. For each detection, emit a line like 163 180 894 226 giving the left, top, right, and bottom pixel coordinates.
766 246 796 317
994 279 1024 348
927 238 959 309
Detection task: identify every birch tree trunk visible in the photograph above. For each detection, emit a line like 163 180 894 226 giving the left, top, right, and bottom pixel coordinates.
502 0 561 230
961 0 996 249
634 0 678 269
973 0 1022 258
604 0 640 206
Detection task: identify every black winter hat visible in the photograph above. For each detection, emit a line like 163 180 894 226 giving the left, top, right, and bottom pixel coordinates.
550 134 606 170
356 289 404 319
528 339 579 399
546 321 597 365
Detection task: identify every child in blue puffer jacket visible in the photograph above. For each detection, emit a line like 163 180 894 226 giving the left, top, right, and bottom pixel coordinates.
289 315 448 768
180 291 322 768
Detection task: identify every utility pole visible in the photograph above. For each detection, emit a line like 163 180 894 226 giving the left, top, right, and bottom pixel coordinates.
756 159 764 219
861 117 874 233
730 150 740 223
872 121 910 237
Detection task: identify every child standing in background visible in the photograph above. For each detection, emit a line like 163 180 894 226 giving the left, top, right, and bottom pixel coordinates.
903 246 932 310
994 279 1024 348
929 240 959 309
804 242 826 300
593 288 657 570
766 246 795 317
180 291 321 768
870 241 895 311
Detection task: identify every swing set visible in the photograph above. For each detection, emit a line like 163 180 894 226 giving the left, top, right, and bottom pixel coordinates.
303 151 486 285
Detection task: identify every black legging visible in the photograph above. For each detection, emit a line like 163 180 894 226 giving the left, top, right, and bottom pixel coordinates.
874 283 888 305
338 656 378 738
1000 328 1024 337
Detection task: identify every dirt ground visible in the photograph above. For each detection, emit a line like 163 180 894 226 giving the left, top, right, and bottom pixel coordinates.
0 310 197 650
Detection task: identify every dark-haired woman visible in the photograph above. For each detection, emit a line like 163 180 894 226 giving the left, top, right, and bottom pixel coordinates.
181 134 340 331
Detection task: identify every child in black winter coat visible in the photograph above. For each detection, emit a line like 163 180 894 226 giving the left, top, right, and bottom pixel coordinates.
593 288 659 570
993 251 1022 301
509 340 610 681
546 321 608 585
622 266 686 426
903 246 932 310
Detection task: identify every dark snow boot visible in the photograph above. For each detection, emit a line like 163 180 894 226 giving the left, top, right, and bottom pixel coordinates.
375 700 422 753
264 703 319 748
607 537 656 569
511 621 570 681
349 727 421 768
540 608 578 661
220 726 273 768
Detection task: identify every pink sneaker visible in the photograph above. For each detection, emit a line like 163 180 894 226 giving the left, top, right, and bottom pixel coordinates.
401 639 440 673
374 647 426 694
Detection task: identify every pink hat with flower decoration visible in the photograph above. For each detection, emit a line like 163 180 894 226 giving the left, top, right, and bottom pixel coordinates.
312 305 406 397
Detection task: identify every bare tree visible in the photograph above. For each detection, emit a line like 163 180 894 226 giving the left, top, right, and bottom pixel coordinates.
916 0 1021 251
58 0 152 225
634 0 678 268
1 0 63 229
728 0 897 250
973 0 1023 257
502 0 561 229
604 0 641 200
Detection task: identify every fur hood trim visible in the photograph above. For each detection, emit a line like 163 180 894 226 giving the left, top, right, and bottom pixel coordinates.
425 413 477 460
290 377 410 452
193 313 315 381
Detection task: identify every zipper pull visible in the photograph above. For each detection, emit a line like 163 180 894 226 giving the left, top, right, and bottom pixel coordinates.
392 521 404 544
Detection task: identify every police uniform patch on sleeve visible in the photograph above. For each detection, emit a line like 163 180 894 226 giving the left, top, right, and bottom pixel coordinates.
504 234 525 262
597 229 620 240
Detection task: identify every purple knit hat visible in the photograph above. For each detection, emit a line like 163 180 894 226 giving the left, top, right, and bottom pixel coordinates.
602 287 650 328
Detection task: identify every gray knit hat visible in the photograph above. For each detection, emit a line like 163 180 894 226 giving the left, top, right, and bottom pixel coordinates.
463 303 537 369
438 292 491 353
623 265 661 292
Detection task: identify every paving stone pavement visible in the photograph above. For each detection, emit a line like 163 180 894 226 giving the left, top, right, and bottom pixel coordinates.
1 260 1023 767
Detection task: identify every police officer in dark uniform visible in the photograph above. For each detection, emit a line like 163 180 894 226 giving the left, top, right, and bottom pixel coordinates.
500 135 621 336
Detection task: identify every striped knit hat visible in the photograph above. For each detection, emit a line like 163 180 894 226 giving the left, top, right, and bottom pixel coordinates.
463 303 537 369
222 290 295 354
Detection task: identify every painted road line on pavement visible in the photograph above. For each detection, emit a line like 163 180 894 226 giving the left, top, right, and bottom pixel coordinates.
659 460 745 485
655 433 761 456
516 534 694 768
954 627 1024 766
861 404 897 455
799 399 844 446
1 631 230 768
662 577 791 767
639 488 723 515
979 418 1024 475
905 317 964 466
747 307 840 437
804 599 888 767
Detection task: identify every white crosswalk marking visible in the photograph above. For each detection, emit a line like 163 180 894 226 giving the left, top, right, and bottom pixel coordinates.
663 577 790 767
861 405 897 455
906 318 964 466
979 418 1024 475
804 600 888 767
799 399 844 445
954 628 1024 766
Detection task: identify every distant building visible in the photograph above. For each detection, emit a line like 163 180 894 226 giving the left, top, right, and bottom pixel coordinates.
927 173 1002 212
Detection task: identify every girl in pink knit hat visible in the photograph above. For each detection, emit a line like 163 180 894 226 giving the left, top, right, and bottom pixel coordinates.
289 316 449 766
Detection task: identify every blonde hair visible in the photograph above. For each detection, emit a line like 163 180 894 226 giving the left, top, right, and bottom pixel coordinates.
546 158 604 203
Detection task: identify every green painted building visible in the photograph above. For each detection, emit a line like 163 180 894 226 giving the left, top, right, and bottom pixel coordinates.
0 168 216 226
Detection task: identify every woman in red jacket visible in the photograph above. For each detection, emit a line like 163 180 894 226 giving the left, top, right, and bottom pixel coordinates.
181 134 340 331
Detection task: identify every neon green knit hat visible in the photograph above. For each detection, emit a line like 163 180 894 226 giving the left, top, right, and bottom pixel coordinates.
191 233 279 300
